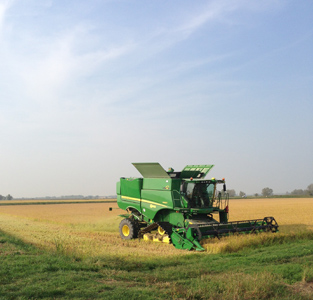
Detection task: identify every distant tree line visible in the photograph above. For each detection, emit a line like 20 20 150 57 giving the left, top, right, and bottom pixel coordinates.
0 194 13 200
290 183 313 196
226 183 313 198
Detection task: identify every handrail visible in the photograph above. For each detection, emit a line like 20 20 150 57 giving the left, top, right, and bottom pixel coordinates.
214 192 229 210
172 190 183 208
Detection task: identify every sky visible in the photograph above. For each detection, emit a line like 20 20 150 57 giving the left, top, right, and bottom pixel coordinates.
0 0 312 198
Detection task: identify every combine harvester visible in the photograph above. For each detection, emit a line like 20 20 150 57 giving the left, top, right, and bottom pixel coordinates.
116 163 278 251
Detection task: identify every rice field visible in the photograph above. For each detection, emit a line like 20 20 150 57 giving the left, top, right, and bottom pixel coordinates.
0 198 312 259
229 198 313 228
204 198 313 253
0 201 182 258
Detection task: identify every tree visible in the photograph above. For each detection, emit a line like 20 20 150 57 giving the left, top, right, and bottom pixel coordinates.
239 191 246 198
262 187 273 197
227 189 236 197
291 189 304 195
306 184 313 196
6 194 13 200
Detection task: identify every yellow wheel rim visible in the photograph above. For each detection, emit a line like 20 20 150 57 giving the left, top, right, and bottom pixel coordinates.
122 225 130 237
158 226 165 236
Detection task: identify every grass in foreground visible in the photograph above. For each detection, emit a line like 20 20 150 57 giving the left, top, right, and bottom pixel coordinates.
1 229 313 300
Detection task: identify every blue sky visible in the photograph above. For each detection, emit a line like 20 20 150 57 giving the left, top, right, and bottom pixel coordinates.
0 0 312 197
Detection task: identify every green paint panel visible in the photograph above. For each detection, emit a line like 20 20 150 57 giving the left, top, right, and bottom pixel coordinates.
117 195 141 212
170 230 195 250
141 190 173 220
141 189 173 205
132 162 170 178
120 178 142 199
142 178 173 190
154 210 185 227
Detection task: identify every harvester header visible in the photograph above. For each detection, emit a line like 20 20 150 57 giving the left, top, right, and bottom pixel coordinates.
116 162 278 251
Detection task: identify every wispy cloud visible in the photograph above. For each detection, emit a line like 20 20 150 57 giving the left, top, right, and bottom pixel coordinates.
2 22 134 108
175 1 232 38
0 0 12 36
155 0 284 49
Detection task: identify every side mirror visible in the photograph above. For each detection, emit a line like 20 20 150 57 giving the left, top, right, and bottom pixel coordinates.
223 184 226 192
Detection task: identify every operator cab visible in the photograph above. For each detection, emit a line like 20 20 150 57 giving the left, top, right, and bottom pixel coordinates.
181 179 226 209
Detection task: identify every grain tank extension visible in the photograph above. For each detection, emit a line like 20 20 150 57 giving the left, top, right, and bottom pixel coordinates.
116 163 278 251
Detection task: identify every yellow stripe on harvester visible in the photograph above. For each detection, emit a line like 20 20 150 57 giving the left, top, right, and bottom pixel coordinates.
121 196 169 208
141 199 168 208
121 196 139 201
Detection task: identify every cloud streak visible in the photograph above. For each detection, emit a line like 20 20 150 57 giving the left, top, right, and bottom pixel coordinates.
0 0 8 32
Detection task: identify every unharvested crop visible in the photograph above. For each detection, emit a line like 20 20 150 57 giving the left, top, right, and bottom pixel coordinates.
203 198 313 253
229 198 313 229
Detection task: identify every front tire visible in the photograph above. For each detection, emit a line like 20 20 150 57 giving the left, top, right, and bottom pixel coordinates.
119 218 138 240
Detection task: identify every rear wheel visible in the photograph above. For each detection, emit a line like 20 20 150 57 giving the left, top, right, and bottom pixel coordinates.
119 218 138 240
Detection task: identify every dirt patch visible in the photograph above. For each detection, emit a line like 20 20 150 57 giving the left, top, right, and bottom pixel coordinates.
289 281 313 297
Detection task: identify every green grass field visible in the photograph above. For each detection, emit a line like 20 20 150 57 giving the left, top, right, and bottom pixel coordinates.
1 229 313 299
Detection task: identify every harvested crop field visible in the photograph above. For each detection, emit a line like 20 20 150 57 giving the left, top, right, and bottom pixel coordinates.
0 201 182 257
0 201 121 225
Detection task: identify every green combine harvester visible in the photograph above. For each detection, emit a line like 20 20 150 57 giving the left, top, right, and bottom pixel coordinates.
116 163 278 251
